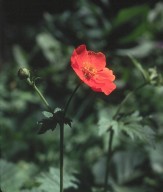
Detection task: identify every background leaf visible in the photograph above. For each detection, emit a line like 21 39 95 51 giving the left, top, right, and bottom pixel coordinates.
36 167 79 192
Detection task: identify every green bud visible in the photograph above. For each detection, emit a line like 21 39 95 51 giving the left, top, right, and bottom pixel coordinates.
148 67 163 86
18 68 30 80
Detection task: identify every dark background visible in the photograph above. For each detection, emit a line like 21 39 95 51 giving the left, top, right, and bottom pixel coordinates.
1 0 163 192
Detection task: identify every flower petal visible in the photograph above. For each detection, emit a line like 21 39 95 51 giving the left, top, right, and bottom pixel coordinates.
90 68 116 95
87 51 106 70
95 68 115 82
71 44 87 70
101 82 116 95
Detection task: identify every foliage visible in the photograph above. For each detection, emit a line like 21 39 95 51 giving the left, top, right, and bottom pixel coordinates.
38 108 72 134
1 1 163 192
98 110 156 146
0 160 78 192
36 167 79 191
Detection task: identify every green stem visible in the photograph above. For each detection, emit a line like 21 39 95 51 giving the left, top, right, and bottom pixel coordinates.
113 82 148 119
64 83 81 116
60 122 64 192
59 83 81 192
27 78 53 113
103 128 114 192
103 82 148 191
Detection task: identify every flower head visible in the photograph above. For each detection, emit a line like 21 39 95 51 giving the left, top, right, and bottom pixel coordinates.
71 45 116 95
18 68 30 80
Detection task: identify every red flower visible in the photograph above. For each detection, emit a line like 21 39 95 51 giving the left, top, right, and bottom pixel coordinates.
71 45 116 95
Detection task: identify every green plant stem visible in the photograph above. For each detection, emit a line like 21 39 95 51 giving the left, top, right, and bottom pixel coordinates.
27 78 53 113
59 83 81 192
103 82 148 192
60 122 64 192
64 83 81 116
113 82 148 119
104 128 114 192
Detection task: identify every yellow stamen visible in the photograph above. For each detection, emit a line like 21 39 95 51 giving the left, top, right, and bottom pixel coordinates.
82 62 97 80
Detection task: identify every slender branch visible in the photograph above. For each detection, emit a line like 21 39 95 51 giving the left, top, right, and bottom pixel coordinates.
27 78 53 113
113 82 148 119
64 83 81 116
59 83 81 192
103 128 114 192
103 82 148 192
60 122 64 192
24 75 81 192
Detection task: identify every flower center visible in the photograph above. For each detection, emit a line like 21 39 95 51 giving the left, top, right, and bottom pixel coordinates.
82 62 97 80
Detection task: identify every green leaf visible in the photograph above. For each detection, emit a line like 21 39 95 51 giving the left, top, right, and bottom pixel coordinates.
13 45 28 67
38 117 58 134
120 111 142 124
36 167 79 192
119 23 147 43
113 5 149 27
148 141 163 174
118 111 155 146
113 184 147 192
117 41 156 58
98 117 118 136
42 111 53 118
112 150 145 184
0 160 37 192
38 108 72 134
36 33 62 64
20 189 40 192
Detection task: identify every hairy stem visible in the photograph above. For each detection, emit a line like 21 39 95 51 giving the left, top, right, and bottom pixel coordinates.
103 128 114 192
64 83 81 116
60 122 64 192
113 82 148 119
103 82 148 191
60 83 81 192
27 78 53 113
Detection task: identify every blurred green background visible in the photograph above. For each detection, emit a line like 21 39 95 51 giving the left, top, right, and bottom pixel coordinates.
1 0 163 192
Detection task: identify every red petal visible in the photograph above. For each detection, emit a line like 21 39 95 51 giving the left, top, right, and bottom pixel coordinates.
87 51 106 70
71 45 106 71
90 68 116 95
71 45 87 70
96 68 115 82
75 44 86 55
101 82 116 95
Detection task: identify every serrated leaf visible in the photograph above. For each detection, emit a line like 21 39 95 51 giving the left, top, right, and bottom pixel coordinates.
38 117 58 134
118 112 155 146
0 160 37 192
38 109 72 134
121 111 142 124
98 117 118 136
36 167 79 192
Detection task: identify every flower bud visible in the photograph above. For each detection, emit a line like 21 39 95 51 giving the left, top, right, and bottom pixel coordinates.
148 67 163 86
18 68 30 80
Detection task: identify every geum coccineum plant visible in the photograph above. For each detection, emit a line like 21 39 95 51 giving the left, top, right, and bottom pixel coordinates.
71 44 116 95
71 45 116 192
18 45 116 192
